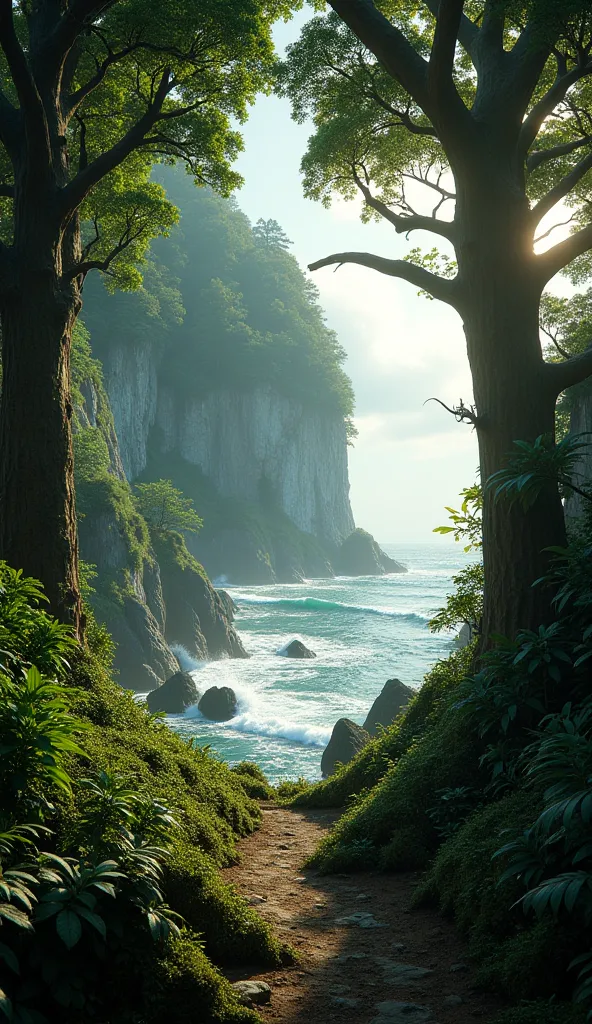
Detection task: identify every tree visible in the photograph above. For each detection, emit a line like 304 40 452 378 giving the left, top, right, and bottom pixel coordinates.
0 0 293 636
252 216 294 250
134 479 203 534
278 0 592 639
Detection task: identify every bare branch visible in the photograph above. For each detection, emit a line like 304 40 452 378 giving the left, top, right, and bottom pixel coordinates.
536 222 592 284
428 0 465 103
527 134 592 175
0 0 48 165
424 396 479 426
534 214 578 244
308 249 461 307
351 165 456 241
545 345 592 393
421 0 479 61
519 60 592 159
531 150 592 224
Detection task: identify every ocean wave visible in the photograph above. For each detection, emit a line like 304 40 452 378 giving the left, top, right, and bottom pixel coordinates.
170 644 205 673
182 703 330 747
234 594 429 624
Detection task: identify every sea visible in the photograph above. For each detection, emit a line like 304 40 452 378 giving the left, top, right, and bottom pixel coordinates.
166 542 475 784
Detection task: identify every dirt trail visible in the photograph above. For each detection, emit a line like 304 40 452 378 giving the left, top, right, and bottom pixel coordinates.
223 806 503 1024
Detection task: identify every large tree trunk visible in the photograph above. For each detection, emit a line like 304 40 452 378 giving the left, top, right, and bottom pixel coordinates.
0 271 83 634
457 176 566 639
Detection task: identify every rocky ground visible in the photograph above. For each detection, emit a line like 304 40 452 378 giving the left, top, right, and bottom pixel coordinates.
223 805 504 1023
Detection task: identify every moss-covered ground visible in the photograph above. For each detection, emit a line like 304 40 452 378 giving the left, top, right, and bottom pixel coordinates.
61 646 289 1022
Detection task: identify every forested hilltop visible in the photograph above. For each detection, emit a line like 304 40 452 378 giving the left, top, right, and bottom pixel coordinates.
83 168 356 432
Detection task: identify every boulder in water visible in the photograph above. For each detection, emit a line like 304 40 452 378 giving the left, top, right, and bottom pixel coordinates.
278 639 316 659
363 678 415 736
321 718 370 777
146 671 199 715
198 685 238 722
336 528 407 576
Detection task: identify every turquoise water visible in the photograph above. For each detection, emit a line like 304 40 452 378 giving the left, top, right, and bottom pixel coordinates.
167 543 474 783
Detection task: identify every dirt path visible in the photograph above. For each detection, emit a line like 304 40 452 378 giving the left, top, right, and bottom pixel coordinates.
223 806 504 1023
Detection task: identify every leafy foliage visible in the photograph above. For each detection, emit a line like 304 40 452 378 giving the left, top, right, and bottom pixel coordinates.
488 435 592 510
0 566 282 1021
429 561 484 636
433 484 482 551
134 479 203 535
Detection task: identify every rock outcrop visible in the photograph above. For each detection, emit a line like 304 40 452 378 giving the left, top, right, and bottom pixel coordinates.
336 529 407 576
198 686 238 722
146 671 199 714
321 719 371 777
278 639 316 659
152 532 248 662
363 679 415 736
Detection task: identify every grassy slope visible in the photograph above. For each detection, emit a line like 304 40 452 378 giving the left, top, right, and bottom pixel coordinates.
63 647 287 1022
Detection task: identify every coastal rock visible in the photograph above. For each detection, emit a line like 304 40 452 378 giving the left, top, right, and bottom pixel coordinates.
278 639 316 659
146 671 199 714
216 589 238 621
198 685 238 722
231 981 272 1006
363 679 415 736
321 718 370 777
336 528 407 576
152 531 248 661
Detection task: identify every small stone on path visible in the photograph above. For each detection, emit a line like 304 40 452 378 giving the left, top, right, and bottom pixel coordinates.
232 980 272 1006
449 963 468 973
247 895 266 905
443 995 464 1007
376 960 433 985
335 911 386 928
371 1001 432 1023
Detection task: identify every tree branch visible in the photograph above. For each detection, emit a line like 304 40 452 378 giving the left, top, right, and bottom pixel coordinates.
352 165 456 241
545 346 592 393
328 0 431 112
531 150 592 224
527 134 592 175
308 249 461 307
428 0 464 101
59 68 172 216
536 222 592 284
519 60 592 159
421 0 478 61
0 0 48 162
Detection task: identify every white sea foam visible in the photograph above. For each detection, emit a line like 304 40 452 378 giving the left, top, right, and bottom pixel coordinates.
170 644 205 673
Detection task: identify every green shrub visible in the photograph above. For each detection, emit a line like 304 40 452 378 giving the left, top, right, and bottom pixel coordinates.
290 645 476 810
275 778 312 802
230 762 275 800
145 934 260 1023
491 1002 585 1024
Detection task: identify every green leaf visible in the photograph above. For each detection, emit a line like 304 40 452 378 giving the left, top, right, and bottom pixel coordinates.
0 988 12 1020
0 943 18 975
55 910 82 949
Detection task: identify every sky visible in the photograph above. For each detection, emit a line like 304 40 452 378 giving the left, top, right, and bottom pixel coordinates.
233 11 478 544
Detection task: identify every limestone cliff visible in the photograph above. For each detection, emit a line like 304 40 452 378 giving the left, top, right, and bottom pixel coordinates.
98 337 354 549
73 330 247 690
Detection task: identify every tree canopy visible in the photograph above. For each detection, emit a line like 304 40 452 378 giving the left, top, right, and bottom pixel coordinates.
134 479 203 533
83 168 356 427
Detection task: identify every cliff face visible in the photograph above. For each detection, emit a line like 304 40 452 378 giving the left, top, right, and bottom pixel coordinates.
100 338 354 547
156 385 355 546
73 334 247 690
